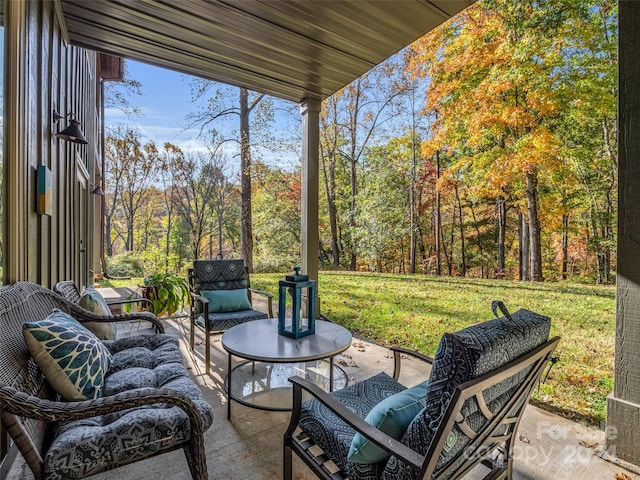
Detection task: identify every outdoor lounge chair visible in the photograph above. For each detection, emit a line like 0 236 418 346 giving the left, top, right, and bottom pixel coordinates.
0 281 214 480
188 258 273 373
284 307 560 480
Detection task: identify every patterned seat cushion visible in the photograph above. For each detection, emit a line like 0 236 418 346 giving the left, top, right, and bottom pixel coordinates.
196 309 268 332
299 372 407 480
381 309 551 480
44 334 214 480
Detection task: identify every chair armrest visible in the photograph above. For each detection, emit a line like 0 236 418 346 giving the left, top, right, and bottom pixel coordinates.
248 288 274 317
0 384 205 434
285 375 424 470
390 347 434 380
64 302 164 333
106 297 153 310
191 293 209 311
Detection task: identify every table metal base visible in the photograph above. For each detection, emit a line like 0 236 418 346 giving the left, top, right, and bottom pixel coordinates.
225 359 347 416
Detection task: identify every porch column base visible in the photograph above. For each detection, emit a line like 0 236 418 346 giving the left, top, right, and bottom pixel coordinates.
606 394 640 465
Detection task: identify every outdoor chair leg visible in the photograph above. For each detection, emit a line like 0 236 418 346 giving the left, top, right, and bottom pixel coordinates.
283 439 292 480
189 315 195 351
205 326 211 374
183 433 208 480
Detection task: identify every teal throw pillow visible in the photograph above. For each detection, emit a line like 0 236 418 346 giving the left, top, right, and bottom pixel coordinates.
79 286 117 340
200 289 252 313
347 380 429 464
23 309 112 401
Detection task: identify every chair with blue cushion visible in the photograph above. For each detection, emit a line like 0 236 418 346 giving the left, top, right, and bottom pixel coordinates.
189 258 273 373
284 306 560 480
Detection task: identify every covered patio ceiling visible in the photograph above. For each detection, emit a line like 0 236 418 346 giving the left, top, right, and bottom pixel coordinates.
56 0 471 103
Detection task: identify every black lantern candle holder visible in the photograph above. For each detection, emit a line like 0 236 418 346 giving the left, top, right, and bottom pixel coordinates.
278 267 316 339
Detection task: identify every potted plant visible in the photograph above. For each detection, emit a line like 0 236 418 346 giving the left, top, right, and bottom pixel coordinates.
142 273 191 317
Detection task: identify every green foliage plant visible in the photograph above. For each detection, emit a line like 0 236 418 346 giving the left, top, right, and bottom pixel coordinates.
142 273 190 317
105 252 144 277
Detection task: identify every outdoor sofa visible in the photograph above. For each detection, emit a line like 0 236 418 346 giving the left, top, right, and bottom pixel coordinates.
0 281 214 480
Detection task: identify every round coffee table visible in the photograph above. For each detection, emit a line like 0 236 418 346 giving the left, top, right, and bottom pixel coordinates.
221 318 352 418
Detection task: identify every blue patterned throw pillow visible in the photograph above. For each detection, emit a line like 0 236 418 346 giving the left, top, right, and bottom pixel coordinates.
79 286 117 340
23 309 112 401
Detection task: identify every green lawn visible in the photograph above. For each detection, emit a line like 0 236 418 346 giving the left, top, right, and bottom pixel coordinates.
100 271 615 427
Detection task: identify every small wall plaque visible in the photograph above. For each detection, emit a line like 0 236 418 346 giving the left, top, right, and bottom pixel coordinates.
37 165 53 216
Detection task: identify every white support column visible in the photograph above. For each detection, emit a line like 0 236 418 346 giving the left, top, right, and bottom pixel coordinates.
300 98 321 283
607 0 640 466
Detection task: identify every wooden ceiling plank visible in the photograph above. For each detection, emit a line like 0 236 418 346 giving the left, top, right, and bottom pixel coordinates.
62 1 374 87
59 0 472 102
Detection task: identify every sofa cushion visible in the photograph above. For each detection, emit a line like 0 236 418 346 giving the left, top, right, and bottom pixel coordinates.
22 309 112 401
201 288 252 313
299 372 406 480
348 380 429 464
381 309 551 480
44 334 214 479
79 286 117 340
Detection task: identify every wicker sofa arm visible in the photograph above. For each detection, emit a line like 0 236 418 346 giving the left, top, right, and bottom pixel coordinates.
390 346 434 381
0 384 204 432
286 375 424 470
63 302 164 333
248 287 274 317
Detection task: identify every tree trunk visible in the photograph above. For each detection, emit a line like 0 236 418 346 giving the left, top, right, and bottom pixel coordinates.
497 196 506 278
326 156 340 266
409 102 418 274
239 88 254 272
525 171 543 281
435 150 442 276
449 204 456 275
469 202 484 278
519 212 530 281
562 213 569 281
105 214 113 257
454 183 466 276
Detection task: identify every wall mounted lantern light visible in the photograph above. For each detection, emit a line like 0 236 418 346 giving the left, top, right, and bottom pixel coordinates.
91 185 105 196
53 111 88 145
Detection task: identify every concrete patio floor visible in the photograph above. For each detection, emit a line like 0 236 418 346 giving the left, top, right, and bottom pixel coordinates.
7 287 640 480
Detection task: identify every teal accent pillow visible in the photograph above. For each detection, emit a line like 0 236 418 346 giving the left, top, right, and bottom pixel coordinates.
23 309 112 401
200 289 252 313
79 286 117 340
347 380 429 464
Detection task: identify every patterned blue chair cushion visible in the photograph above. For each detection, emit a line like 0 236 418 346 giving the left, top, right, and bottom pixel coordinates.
299 372 407 480
22 309 112 401
192 259 248 291
381 309 551 480
44 334 214 480
196 309 268 332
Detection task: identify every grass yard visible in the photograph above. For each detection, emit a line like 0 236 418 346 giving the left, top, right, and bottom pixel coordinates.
100 271 615 427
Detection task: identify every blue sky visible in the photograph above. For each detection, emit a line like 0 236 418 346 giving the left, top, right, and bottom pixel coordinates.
105 60 301 168
105 61 211 153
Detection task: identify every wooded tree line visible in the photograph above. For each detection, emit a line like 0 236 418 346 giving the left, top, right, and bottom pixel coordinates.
104 0 616 283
